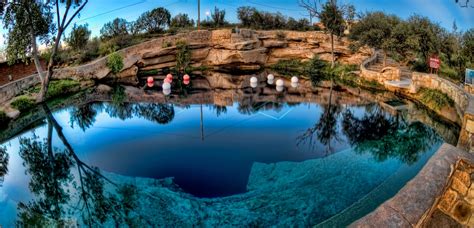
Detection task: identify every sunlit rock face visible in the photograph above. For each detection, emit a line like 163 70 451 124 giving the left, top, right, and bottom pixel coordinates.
52 29 371 82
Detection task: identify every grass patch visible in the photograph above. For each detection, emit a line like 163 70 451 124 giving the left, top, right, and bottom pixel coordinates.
11 95 36 112
47 80 81 99
418 88 454 111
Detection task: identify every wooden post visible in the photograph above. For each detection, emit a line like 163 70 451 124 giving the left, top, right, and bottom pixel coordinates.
197 0 200 30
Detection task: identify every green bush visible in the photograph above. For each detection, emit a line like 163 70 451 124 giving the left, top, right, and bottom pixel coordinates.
419 88 454 111
11 96 35 112
47 80 80 98
99 40 119 56
111 85 126 105
276 31 286 40
107 52 124 74
0 110 10 129
162 41 172 48
439 64 461 82
175 40 191 72
305 55 329 86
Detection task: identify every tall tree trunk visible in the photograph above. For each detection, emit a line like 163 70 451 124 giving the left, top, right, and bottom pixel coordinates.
30 32 46 99
330 33 335 68
37 29 63 103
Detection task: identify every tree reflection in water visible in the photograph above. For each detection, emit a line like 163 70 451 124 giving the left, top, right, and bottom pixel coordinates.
0 146 8 186
70 103 100 132
342 106 442 165
297 86 342 155
16 104 140 227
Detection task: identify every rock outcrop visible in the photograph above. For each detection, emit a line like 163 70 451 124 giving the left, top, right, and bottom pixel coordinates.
52 29 371 83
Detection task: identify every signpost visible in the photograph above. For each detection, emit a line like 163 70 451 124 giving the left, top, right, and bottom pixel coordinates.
466 69 474 85
429 56 440 74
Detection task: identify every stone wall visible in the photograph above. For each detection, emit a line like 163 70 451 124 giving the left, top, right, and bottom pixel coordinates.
0 74 40 104
0 60 46 86
411 72 470 119
360 51 400 83
52 29 371 83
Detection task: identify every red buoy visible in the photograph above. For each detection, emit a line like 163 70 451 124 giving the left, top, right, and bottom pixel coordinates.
183 79 190 85
183 74 190 80
147 77 154 83
166 74 173 79
147 82 154 87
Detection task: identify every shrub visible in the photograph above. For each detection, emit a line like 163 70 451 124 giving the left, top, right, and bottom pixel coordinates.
0 110 10 129
11 96 35 112
175 40 191 72
276 31 286 40
111 85 126 105
47 80 80 98
305 55 329 86
419 88 454 111
107 52 124 74
439 64 461 82
162 41 172 48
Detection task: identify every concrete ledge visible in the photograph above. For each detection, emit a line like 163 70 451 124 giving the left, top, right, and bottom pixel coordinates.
351 143 474 227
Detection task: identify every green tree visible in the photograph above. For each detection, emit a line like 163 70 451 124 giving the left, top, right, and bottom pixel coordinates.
170 13 194 28
406 15 442 67
350 12 400 65
135 7 171 34
299 0 346 68
211 7 227 27
462 29 474 65
237 6 256 27
1 0 88 102
100 18 129 40
65 24 91 52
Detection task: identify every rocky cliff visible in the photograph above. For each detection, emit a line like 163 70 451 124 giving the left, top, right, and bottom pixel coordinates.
53 29 371 84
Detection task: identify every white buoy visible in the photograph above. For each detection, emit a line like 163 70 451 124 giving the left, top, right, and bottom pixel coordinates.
291 76 299 83
267 79 274 85
162 82 171 90
291 82 298 88
250 81 258 88
276 79 284 87
267 74 274 80
276 85 284 92
163 88 171 95
250 76 258 84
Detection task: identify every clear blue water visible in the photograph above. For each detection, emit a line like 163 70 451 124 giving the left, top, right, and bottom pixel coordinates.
0 90 449 226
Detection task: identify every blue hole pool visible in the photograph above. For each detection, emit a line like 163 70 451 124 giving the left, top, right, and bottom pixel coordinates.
0 85 456 226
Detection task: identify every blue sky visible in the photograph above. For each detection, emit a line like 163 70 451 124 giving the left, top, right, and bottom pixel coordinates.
0 0 473 47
